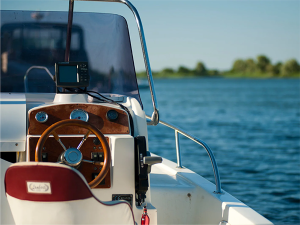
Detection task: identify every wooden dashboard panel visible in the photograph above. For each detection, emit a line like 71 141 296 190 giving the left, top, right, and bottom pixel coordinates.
28 104 130 135
29 136 111 189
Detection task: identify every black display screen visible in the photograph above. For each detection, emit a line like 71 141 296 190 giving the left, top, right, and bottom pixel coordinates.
59 66 77 83
55 62 89 88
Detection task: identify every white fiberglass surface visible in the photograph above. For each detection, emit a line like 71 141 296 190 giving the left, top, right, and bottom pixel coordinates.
150 158 273 225
0 93 26 152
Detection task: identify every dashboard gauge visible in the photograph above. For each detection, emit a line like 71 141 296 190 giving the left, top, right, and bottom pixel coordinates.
106 110 119 121
35 111 48 123
70 109 89 122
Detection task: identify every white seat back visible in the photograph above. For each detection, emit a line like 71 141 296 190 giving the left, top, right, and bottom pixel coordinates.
5 162 135 225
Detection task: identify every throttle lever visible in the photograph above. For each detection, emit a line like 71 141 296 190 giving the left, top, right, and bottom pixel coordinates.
143 156 162 173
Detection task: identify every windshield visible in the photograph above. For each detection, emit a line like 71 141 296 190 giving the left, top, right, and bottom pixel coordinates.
1 10 142 106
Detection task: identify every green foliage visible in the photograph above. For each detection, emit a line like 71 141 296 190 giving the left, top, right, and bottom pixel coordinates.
137 55 299 79
207 70 219 76
161 68 174 74
229 55 299 78
256 55 271 73
232 59 246 73
281 59 300 76
272 62 282 76
245 58 256 73
136 71 147 78
232 58 257 74
177 66 191 74
265 64 275 75
194 62 207 75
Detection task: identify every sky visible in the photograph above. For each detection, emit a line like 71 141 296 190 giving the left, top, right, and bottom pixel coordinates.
2 0 300 72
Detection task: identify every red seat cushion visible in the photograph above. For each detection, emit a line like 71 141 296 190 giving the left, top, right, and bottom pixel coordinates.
5 163 93 202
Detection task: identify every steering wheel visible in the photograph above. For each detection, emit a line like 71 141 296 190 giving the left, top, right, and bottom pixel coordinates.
35 119 111 188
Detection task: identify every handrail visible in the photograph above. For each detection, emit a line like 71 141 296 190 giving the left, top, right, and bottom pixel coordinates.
146 115 223 194
76 0 159 126
24 66 55 93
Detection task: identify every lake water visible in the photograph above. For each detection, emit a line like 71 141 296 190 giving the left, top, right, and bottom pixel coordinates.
139 78 300 225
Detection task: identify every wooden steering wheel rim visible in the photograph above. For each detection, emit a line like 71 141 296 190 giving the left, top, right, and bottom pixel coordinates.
35 119 111 188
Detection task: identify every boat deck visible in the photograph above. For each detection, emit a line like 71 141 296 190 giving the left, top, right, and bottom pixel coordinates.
150 156 272 225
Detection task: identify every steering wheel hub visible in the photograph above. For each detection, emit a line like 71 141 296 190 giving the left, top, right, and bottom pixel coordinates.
63 148 82 167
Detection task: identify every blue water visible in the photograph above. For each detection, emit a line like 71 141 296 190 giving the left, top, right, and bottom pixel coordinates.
139 78 300 225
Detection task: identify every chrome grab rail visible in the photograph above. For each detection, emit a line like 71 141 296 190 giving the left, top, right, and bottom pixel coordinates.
76 0 159 126
146 115 223 194
24 66 54 93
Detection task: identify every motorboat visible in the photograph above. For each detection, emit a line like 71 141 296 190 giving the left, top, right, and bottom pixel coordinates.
0 1 274 224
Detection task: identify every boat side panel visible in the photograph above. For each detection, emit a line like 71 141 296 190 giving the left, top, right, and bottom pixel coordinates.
0 93 26 152
181 172 273 225
1 159 15 225
150 157 273 225
123 97 148 139
90 135 157 225
150 162 215 224
226 204 273 225
90 136 135 200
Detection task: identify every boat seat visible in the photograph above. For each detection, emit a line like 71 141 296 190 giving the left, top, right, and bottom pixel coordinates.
4 162 135 225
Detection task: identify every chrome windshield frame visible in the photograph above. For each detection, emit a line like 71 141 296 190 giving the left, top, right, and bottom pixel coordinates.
76 0 159 125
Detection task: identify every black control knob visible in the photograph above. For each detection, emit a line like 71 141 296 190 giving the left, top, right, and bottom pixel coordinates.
93 137 101 145
106 110 118 122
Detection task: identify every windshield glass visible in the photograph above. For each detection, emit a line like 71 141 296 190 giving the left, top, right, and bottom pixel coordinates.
1 10 142 106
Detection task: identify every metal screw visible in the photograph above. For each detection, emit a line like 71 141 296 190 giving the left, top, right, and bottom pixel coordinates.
15 143 18 146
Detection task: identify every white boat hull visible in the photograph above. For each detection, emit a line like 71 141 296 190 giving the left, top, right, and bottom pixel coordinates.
150 156 273 225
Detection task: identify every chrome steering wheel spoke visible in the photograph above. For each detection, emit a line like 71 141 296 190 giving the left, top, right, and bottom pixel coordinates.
77 130 91 150
51 131 67 151
82 159 95 164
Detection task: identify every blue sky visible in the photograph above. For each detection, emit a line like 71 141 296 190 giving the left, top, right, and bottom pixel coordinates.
2 0 299 71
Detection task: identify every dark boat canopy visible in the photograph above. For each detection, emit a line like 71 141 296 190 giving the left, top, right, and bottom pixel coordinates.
1 10 142 106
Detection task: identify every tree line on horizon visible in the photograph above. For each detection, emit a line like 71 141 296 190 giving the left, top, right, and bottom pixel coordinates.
153 61 219 76
229 55 300 77
138 55 300 78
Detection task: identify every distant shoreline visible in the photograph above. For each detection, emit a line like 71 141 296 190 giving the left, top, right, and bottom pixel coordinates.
137 55 300 79
137 72 300 79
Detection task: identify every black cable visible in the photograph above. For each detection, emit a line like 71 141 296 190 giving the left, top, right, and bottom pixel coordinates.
85 90 135 136
64 87 135 136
